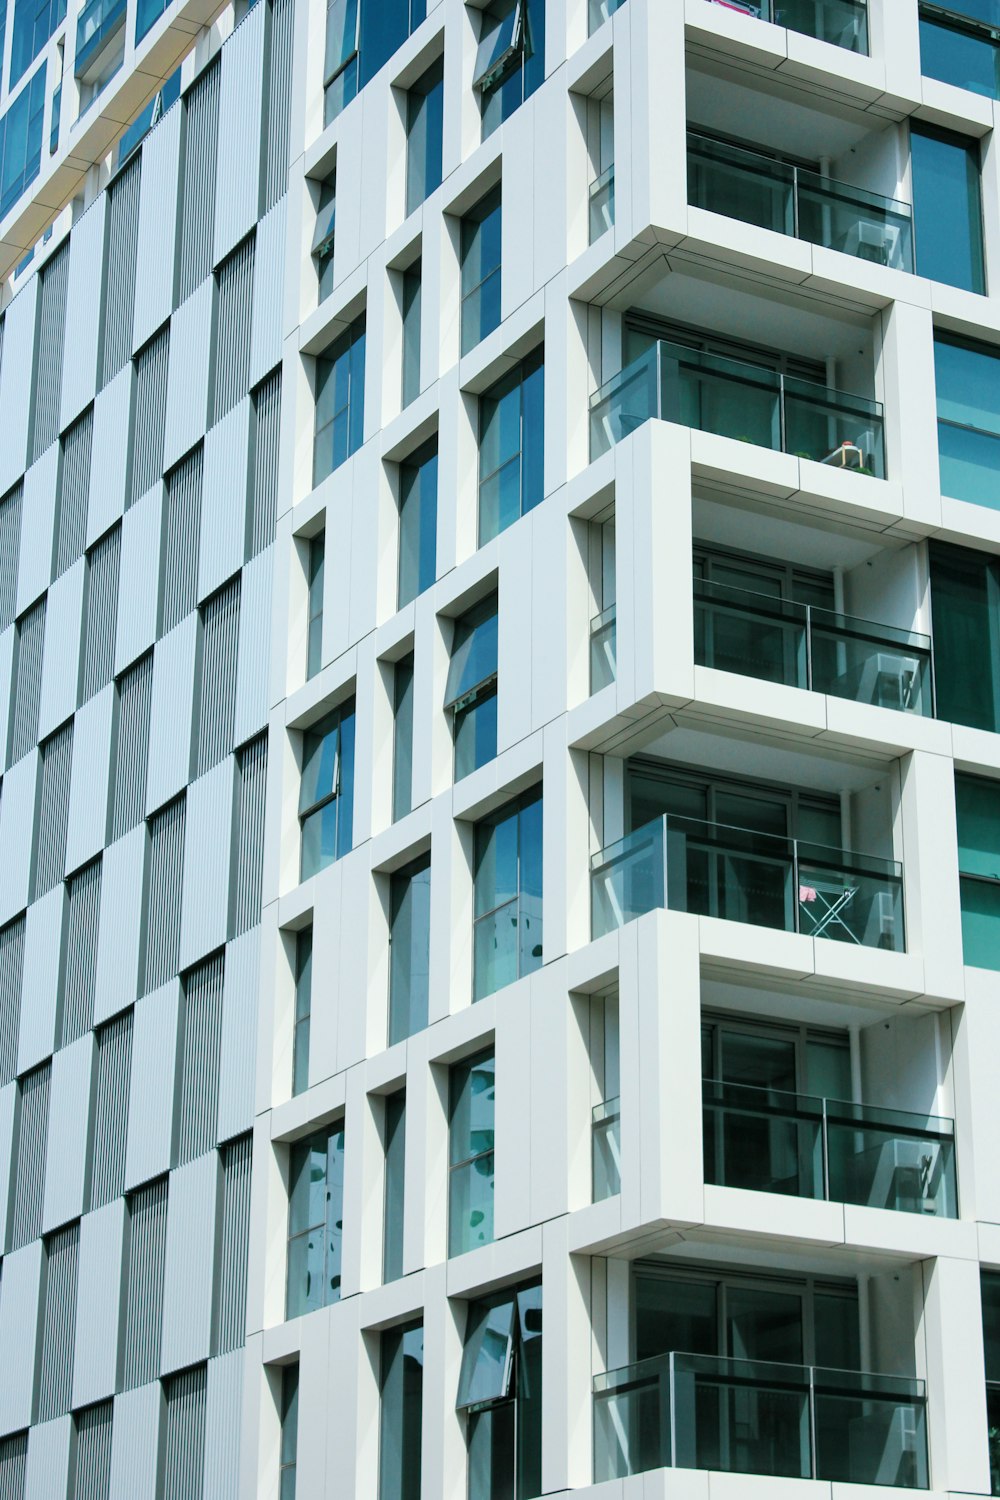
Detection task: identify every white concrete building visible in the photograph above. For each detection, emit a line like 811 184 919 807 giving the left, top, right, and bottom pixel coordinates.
2 0 1000 1495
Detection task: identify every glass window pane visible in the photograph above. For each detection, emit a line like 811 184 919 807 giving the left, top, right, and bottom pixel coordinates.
455 692 497 781
474 0 521 89
521 351 545 514
288 1137 327 1235
401 265 422 408
383 1093 406 1283
301 801 339 879
983 1271 1000 1382
446 598 499 707
280 1365 299 1468
935 336 1000 437
474 808 519 916
474 900 519 1000
325 0 359 81
393 655 414 822
920 16 1000 100
633 1274 718 1364
299 718 339 815
406 60 443 214
398 442 438 608
456 1295 516 1408
286 1227 325 1318
930 545 1000 732
389 856 431 1045
956 773 1000 875
726 1287 804 1364
911 126 985 293
961 873 1000 968
814 1291 860 1371
450 1051 496 1165
325 1127 346 1301
448 1153 495 1255
380 1321 424 1500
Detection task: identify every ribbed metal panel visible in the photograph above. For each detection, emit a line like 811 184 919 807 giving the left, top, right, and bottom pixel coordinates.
233 549 271 747
263 0 293 212
61 860 102 1048
101 157 142 389
33 244 71 463
176 952 224 1167
9 1062 50 1251
0 485 23 634
0 1432 26 1500
37 1222 79 1422
86 367 132 549
33 723 73 900
248 198 284 388
72 1401 113 1500
89 1011 133 1212
143 797 185 995
8 599 45 766
120 1176 167 1390
92 824 145 1031
61 196 106 432
214 0 264 265
130 329 169 509
0 279 38 497
248 370 279 559
42 1033 93 1235
177 63 221 305
110 653 153 841
231 734 267 937
196 580 240 777
161 449 202 636
134 102 181 354
213 236 255 425
57 412 94 580
80 527 121 705
0 918 25 1088
162 1364 206 1500
216 1132 251 1354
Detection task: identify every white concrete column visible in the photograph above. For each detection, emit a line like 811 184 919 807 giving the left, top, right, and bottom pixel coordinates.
919 1255 991 1495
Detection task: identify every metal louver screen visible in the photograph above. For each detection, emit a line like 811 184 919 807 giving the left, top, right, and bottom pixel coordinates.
176 952 225 1166
101 154 142 388
0 917 25 1087
89 1010 133 1211
213 235 255 423
121 1176 168 1390
144 796 185 995
9 1062 51 1251
231 733 267 937
178 62 221 304
263 0 294 212
0 1432 26 1500
37 1222 80 1422
161 447 203 636
33 722 73 900
72 1401 113 1500
9 599 46 766
110 651 153 840
61 858 102 1048
131 327 170 508
196 579 240 777
216 1132 252 1353
249 369 280 559
0 483 22 634
163 1364 208 1500
80 526 122 705
33 241 70 462
56 410 94 579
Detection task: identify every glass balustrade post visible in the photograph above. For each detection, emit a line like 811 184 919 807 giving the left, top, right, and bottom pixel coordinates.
661 815 669 917
668 1351 677 1470
792 836 801 934
655 342 664 424
805 603 813 691
778 372 788 455
821 1096 830 1200
792 164 801 240
808 1367 818 1480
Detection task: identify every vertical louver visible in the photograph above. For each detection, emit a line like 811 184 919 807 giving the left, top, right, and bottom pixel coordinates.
37 1221 80 1422
9 1061 50 1251
177 62 221 304
56 409 94 579
120 1175 168 1391
216 1132 252 1353
248 369 280 559
175 953 224 1167
101 155 142 388
8 599 46 766
130 327 170 508
0 483 22 634
72 1402 113 1500
33 721 73 899
162 1364 207 1500
110 651 153 840
231 733 267 937
61 859 102 1049
196 578 240 777
161 448 203 636
89 1010 133 1212
79 525 122 705
143 796 185 995
0 917 25 1087
33 242 71 461
213 235 255 424
0 1432 26 1500
262 0 294 212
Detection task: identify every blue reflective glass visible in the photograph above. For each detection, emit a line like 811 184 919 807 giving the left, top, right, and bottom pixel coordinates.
401 265 421 408
406 58 443 214
389 857 430 1045
10 0 64 86
929 543 1000 732
920 16 1000 97
314 317 366 485
935 335 1000 506
379 1321 423 1500
392 653 414 821
478 350 544 543
135 0 166 42
461 188 502 353
911 125 985 292
382 1093 406 1283
398 441 437 607
0 64 45 219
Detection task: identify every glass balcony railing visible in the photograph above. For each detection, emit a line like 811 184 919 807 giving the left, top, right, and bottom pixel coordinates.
75 0 126 76
703 1078 957 1216
592 1096 621 1201
589 164 615 243
688 132 913 271
694 579 933 714
590 339 885 475
590 603 616 693
703 0 869 53
591 812 905 950
594 1351 927 1487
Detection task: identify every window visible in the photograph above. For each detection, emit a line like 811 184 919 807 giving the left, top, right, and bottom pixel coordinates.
478 349 544 543
286 1125 345 1316
445 594 498 781
383 1091 406 1283
313 174 336 302
292 928 312 1096
0 63 45 218
474 0 544 139
175 953 225 1166
299 699 356 879
956 773 1000 970
473 788 542 1001
461 187 502 355
392 653 415 820
934 332 1000 509
449 1050 495 1256
588 93 615 243
307 533 325 679
590 994 620 1202
406 58 443 213
911 124 984 293
325 0 427 125
379 1321 423 1500
279 1365 300 1500
10 0 65 87
398 439 438 607
929 542 1000 731
314 314 366 486
389 855 430 1045
919 2 1000 100
456 1281 542 1500
401 262 422 408
981 1270 1000 1496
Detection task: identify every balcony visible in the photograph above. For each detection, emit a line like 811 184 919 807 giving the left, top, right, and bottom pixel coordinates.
590 339 885 474
592 1096 621 1201
688 132 914 272
703 1079 957 1216
695 579 933 714
75 0 126 77
590 603 616 693
591 813 904 950
704 0 869 53
594 1352 927 1486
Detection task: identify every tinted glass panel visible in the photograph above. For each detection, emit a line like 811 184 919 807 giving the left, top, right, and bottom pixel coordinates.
911 125 985 292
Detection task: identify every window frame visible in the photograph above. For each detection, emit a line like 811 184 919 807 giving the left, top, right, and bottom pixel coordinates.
472 785 543 1002
445 593 499 781
298 699 356 879
448 1048 496 1257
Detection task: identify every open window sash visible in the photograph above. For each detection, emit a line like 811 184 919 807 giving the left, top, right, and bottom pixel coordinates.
457 1296 517 1410
325 0 360 87
474 0 525 94
312 184 337 259
299 715 341 816
445 600 498 713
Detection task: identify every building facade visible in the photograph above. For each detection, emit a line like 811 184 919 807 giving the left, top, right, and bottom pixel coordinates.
3 0 1000 1495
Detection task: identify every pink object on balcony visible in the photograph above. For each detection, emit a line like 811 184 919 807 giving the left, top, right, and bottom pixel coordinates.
799 885 818 903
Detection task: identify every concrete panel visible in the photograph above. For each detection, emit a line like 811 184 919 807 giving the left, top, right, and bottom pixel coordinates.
0 750 37 924
61 196 106 428
217 928 258 1143
115 482 163 674
109 1381 162 1500
16 445 59 614
124 979 180 1192
72 1199 126 1408
25 1415 73 1500
198 398 250 602
179 759 234 971
38 558 84 740
64 683 113 874
160 1151 220 1375
17 885 66 1074
248 196 285 387
0 278 38 495
0 1081 14 1255
93 825 146 1026
202 1349 243 1500
0 1240 43 1434
232 546 272 746
164 279 214 471
145 614 197 814
42 1033 94 1233
87 362 134 547
213 0 264 265
133 104 182 354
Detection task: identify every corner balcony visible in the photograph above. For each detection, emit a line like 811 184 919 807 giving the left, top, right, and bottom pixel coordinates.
594 1352 928 1487
687 131 914 272
704 0 869 53
590 339 885 475
591 813 904 950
